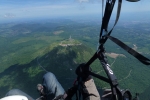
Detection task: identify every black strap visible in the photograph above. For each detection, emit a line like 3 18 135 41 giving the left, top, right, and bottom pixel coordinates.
76 77 83 100
100 0 122 44
100 0 116 39
106 35 150 65
85 0 122 68
85 52 98 67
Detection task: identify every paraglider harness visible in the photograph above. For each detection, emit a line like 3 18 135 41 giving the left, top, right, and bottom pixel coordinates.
54 0 150 100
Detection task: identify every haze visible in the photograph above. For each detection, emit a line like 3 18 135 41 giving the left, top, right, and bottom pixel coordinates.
0 0 150 23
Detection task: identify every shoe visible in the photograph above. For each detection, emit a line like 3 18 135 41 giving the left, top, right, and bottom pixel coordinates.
37 84 45 95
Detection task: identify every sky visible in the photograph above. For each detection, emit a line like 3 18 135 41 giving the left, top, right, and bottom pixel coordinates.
0 0 150 23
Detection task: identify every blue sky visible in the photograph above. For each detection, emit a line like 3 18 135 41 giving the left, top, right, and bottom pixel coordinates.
0 0 150 22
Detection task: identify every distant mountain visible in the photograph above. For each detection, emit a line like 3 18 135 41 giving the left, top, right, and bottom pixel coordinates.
10 23 53 36
1 22 66 37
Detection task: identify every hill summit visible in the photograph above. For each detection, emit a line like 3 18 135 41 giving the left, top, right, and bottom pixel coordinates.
59 36 81 47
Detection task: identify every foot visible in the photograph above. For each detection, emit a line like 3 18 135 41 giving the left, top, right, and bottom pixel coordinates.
37 84 45 95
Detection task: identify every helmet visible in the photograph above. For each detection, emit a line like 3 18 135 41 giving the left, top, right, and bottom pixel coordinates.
0 95 28 100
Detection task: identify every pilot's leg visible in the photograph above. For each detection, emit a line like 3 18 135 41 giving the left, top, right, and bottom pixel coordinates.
82 78 101 100
38 72 65 100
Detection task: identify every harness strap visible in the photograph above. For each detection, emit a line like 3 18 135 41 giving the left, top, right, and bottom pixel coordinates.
106 35 150 65
100 0 116 39
85 0 122 68
100 0 122 44
75 77 83 100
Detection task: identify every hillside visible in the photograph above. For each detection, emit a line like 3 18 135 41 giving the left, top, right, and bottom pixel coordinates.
140 86 150 99
0 43 96 98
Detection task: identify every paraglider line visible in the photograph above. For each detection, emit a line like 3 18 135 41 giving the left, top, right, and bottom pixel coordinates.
37 57 48 72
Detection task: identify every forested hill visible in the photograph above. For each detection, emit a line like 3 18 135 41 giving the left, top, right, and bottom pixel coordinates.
0 43 95 98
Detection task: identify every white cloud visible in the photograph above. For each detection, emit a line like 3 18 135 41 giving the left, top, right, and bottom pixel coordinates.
78 0 89 3
75 0 101 3
0 4 77 18
4 13 15 18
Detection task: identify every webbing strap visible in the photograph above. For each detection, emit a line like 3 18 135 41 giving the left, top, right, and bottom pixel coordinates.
100 0 116 38
85 52 98 67
106 35 150 65
100 0 122 44
86 0 122 67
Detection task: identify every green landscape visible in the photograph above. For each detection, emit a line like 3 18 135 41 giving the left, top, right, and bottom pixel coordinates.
0 18 150 99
